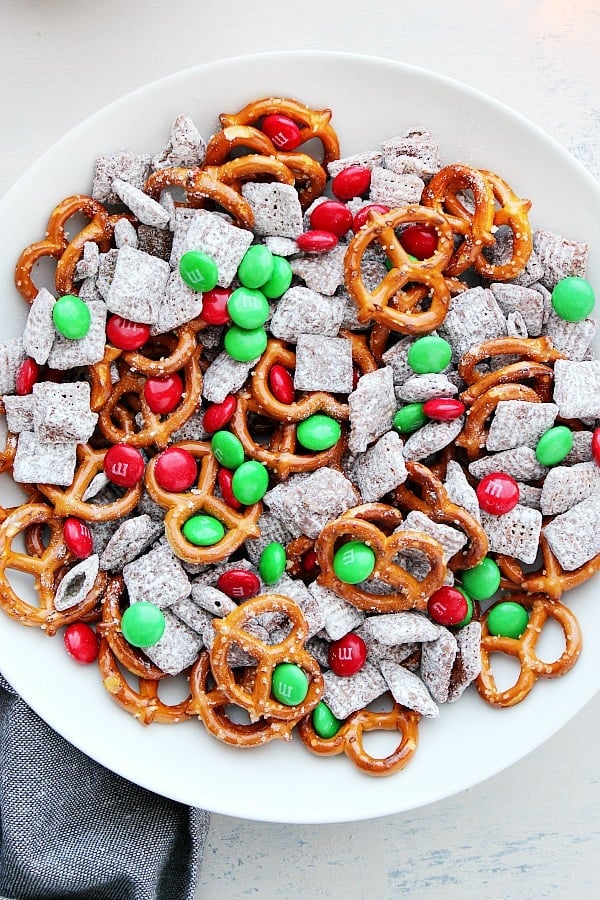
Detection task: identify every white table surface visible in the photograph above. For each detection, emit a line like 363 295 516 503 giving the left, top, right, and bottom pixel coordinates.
1 1 599 897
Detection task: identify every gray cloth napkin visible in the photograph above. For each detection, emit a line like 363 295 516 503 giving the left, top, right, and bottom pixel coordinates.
0 676 209 900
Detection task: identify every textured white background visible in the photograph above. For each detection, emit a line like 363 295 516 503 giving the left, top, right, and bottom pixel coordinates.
1 1 599 897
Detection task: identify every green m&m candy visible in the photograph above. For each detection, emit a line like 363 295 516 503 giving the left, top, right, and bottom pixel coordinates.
211 430 245 469
258 541 287 585
226 287 270 329
407 335 452 374
487 601 529 639
231 460 269 505
312 701 342 739
224 324 268 362
52 294 91 340
179 250 219 291
393 403 428 434
261 255 293 299
296 414 341 451
333 541 376 584
460 556 501 601
121 602 165 648
237 244 274 289
271 663 309 706
535 425 573 467
454 588 474 629
182 514 225 546
551 276 595 322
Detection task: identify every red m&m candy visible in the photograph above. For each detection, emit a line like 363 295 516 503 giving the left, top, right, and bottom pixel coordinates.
296 230 339 253
261 114 302 151
427 586 469 626
331 165 372 201
154 447 197 492
103 444 145 487
352 203 390 232
268 364 295 404
217 569 261 601
592 427 600 466
106 315 150 351
328 633 367 676
399 224 438 259
143 373 183 414
63 517 94 559
309 200 353 237
203 395 237 433
200 287 232 326
476 472 520 515
217 467 242 510
422 398 466 421
15 357 40 395
63 622 99 664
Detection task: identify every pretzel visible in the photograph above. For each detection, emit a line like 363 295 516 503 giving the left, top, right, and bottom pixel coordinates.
14 194 115 302
274 151 328 208
285 535 318 579
144 440 261 565
474 170 533 281
144 166 254 229
0 431 18 476
38 444 142 522
209 594 324 722
460 360 556 406
95 575 164 680
98 638 191 724
229 393 346 480
0 502 103 635
315 503 447 612
498 533 600 602
219 97 341 168
298 697 420 776
393 460 488 571
188 652 298 747
421 164 496 276
212 156 295 190
96 349 203 449
343 206 456 334
476 593 582 707
458 336 566 388
455 382 542 460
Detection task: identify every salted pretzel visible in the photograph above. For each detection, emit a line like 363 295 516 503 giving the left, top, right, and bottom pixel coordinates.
0 431 18 476
458 336 566 389
209 594 324 722
315 503 447 613
144 440 261 565
0 503 102 635
229 393 346 480
393 461 488 571
344 206 456 334
498 533 600 602
37 444 142 522
14 194 122 302
144 166 254 229
95 575 165 680
298 697 420 776
98 638 191 725
188 652 299 747
455 382 542 460
474 170 533 281
219 97 340 168
97 349 203 449
476 593 582 707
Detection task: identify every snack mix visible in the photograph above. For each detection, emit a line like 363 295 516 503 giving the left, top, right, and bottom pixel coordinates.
1 96 596 775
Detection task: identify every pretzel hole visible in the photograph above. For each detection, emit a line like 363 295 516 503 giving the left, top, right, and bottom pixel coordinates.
30 255 58 295
486 652 522 692
63 211 92 241
532 616 566 665
155 673 191 705
361 722 402 759
222 703 254 726
4 569 41 608
0 471 29 506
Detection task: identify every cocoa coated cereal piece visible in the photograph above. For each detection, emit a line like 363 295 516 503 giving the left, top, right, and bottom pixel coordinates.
323 662 387 719
381 127 441 179
263 468 358 539
506 310 530 339
306 582 365 641
368 168 424 206
348 366 396 454
185 210 254 288
169 208 204 266
360 611 440 644
439 287 507 360
74 241 101 279
152 115 206 170
354 628 419 666
137 224 172 261
381 335 418 389
480 504 543 564
92 151 152 206
553 359 600 419
489 283 544 337
106 246 170 324
533 228 588 290
241 182 303 238
264 236 298 257
189 583 237 617
486 400 558 452
540 462 600 516
95 249 118 301
54 555 100 612
244 512 293 566
293 333 353 393
47 301 108 369
2 395 34 433
13 431 77 486
290 244 347 296
544 311 596 361
22 288 56 365
379 660 439 717
32 382 98 444
402 416 464 462
112 219 139 250
112 178 171 228
397 511 467 564
420 628 458 704
269 286 345 342
0 338 26 395
170 409 209 443
353 431 408 502
509 248 545 288
444 460 481 522
327 150 383 178
562 430 594 465
202 351 258 404
516 483 543 511
123 543 191 608
543 494 600 571
397 373 458 403
150 271 204 336
99 515 164 572
139 609 204 676
447 621 483 702
338 287 371 332
469 446 547 482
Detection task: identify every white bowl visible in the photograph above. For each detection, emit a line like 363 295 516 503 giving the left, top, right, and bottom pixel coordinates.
1 51 598 824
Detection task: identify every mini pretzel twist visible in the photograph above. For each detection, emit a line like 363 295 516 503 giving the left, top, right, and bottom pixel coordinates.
219 97 341 168
144 166 254 229
474 170 533 281
455 383 542 460
393 461 488 571
95 575 164 680
298 697 420 776
497 533 600 602
344 206 456 335
188 652 298 746
144 440 261 565
476 593 582 707
209 595 324 722
458 336 566 390
315 503 447 613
